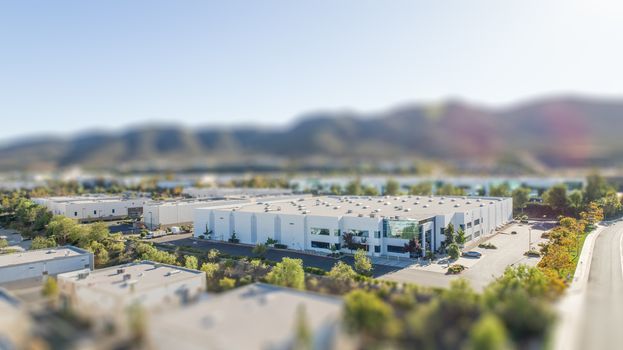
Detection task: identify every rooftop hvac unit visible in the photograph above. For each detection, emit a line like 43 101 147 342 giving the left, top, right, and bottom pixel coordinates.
466 201 472 204
480 204 485 207
358 214 364 217
423 204 429 208
415 201 420 205
454 204 460 208
77 272 89 280
123 273 131 281
438 201 444 204
347 209 353 213
117 268 125 275
404 208 411 212
369 214 376 218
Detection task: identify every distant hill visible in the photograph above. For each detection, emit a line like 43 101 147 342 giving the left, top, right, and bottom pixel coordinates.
2 95 623 173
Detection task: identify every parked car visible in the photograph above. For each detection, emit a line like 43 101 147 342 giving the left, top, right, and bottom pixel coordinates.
462 251 482 258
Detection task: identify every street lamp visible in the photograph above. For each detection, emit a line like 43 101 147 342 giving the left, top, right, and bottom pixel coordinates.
528 228 532 251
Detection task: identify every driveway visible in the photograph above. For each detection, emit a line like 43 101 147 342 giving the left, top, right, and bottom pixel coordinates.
153 235 402 277
0 227 30 250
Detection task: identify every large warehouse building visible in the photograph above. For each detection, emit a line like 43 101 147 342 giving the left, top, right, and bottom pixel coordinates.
194 195 512 257
33 195 152 222
142 199 252 230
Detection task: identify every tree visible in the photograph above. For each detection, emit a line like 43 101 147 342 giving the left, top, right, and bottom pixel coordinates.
184 255 198 270
580 202 604 228
354 249 373 276
329 184 342 195
343 290 398 338
207 249 220 262
567 190 584 214
444 223 456 247
490 183 511 198
584 172 612 204
200 262 219 280
436 184 466 196
342 232 358 253
447 242 461 260
363 186 380 196
42 277 59 298
597 192 622 219
466 314 509 350
543 184 569 211
385 179 400 196
0 239 8 249
345 179 363 196
266 257 305 290
46 215 78 245
31 236 57 250
512 187 531 212
409 182 433 196
327 261 357 283
456 228 467 246
252 243 267 259
403 237 421 257
88 241 109 267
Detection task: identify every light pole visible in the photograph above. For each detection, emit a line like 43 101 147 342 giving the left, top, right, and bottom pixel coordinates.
528 228 532 251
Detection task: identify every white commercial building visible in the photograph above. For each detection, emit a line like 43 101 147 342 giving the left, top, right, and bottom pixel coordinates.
0 246 93 284
33 195 152 222
142 199 252 230
194 195 512 257
148 283 343 350
57 261 205 315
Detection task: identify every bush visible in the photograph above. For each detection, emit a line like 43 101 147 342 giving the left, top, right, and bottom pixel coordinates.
447 264 466 274
198 235 205 239
525 249 541 257
218 277 236 291
184 255 198 270
0 239 8 249
478 242 497 249
327 261 357 282
274 243 288 249
343 289 399 338
252 243 267 258
304 266 327 276
227 238 240 243
266 257 305 289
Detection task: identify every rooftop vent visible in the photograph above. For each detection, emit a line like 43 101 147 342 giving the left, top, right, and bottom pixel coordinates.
404 208 411 212
358 214 364 217
438 201 444 204
423 204 429 208
123 273 132 281
480 204 485 207
454 204 460 208
466 201 472 204
347 209 353 214
117 268 125 275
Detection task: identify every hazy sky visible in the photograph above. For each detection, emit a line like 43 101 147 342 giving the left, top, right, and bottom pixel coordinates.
1 0 622 140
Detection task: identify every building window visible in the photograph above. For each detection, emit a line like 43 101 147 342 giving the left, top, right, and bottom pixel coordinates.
374 231 381 238
474 219 480 225
440 227 445 236
74 212 78 217
311 241 330 249
334 229 341 236
310 228 331 236
112 209 115 214
374 245 381 253
387 245 405 253
467 222 472 229
93 210 97 215
459 224 465 231
344 229 369 238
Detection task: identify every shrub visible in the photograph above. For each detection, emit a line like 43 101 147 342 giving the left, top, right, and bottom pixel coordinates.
266 257 305 289
252 243 267 258
304 266 327 276
218 277 236 291
200 262 219 280
184 255 198 270
343 289 399 338
207 249 220 262
525 249 541 257
0 239 8 249
447 264 466 274
478 242 497 249
274 243 288 249
327 261 357 282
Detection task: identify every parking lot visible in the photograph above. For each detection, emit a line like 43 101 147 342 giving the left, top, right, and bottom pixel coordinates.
380 221 554 290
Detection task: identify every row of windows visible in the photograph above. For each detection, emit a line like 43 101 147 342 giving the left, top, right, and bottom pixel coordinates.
74 209 116 217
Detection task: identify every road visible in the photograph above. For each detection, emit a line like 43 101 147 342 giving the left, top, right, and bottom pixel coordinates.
578 221 623 350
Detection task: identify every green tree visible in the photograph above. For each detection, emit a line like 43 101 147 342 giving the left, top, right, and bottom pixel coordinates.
363 186 380 196
42 277 59 298
490 183 511 197
47 215 79 245
437 183 466 196
266 257 305 290
327 261 357 283
88 241 109 266
0 238 8 249
184 255 198 270
354 249 373 276
385 179 400 196
597 192 622 219
584 172 612 204
447 242 461 260
456 228 467 246
409 182 433 196
467 314 509 350
329 184 342 195
345 179 363 196
567 190 584 213
543 184 569 211
512 187 531 212
31 236 57 250
343 290 398 338
200 262 219 280
444 223 456 247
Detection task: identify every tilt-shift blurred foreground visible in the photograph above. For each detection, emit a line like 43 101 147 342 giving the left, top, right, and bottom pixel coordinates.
1 1 623 350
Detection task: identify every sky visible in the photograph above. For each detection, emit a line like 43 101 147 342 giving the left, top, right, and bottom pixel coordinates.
0 0 622 141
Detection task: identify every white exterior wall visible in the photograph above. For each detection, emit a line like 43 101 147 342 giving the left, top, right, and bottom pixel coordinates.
0 252 93 284
232 212 254 243
278 214 306 250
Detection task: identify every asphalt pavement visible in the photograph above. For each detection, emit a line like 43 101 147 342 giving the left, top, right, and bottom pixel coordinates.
578 221 623 350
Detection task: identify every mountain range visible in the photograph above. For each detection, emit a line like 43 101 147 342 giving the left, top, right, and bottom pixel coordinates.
2 95 623 173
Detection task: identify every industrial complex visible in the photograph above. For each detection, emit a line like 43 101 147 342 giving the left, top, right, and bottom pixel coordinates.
193 195 513 257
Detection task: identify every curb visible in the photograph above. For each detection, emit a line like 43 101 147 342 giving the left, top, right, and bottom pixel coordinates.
552 223 606 350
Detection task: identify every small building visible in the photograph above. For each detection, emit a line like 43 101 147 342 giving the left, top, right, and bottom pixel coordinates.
0 246 93 284
148 283 344 350
33 195 152 222
57 261 206 317
194 195 513 257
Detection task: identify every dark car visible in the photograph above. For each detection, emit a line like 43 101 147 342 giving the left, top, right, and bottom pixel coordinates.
462 251 482 258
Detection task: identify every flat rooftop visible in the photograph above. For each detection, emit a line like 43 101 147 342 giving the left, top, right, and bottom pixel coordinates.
58 261 203 296
34 195 150 204
150 283 342 350
215 195 507 221
0 247 89 268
